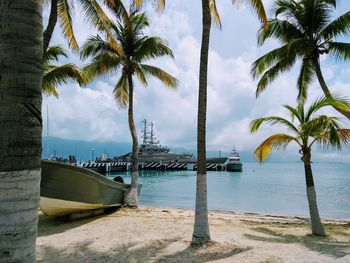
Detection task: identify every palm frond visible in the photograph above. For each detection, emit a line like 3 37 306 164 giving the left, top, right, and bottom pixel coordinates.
78 0 112 30
134 36 173 61
80 35 111 59
250 116 299 134
42 84 59 98
133 0 165 13
43 63 89 96
257 19 303 46
134 64 148 86
283 104 302 123
209 0 222 28
232 0 267 29
321 11 350 39
254 134 298 162
251 43 297 79
305 96 350 122
297 58 315 101
44 45 68 63
255 52 296 97
83 51 122 79
57 0 78 50
140 64 178 88
113 73 129 109
328 42 350 61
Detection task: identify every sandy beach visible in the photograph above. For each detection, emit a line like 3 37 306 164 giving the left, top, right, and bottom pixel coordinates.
36 207 350 262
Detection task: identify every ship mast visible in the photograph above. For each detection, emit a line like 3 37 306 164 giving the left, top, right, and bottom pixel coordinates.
141 119 148 144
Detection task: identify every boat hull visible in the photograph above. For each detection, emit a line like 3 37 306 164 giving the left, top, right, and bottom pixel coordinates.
225 163 243 172
40 161 134 216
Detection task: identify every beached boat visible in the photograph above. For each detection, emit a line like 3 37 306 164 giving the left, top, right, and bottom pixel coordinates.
40 160 137 216
225 147 243 172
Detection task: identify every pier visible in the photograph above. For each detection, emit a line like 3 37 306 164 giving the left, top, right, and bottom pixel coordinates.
82 161 226 174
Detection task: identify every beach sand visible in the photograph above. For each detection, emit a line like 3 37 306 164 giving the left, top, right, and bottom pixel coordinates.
37 207 350 262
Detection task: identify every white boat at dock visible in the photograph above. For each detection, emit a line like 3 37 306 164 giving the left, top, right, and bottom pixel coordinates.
224 147 243 172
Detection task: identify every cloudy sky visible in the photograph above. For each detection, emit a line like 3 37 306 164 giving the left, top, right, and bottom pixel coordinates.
43 0 350 161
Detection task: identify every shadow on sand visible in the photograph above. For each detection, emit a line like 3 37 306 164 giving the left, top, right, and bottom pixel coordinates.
245 226 350 259
37 238 251 263
37 208 119 237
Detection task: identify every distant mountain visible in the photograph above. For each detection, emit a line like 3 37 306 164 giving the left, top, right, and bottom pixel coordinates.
42 137 130 161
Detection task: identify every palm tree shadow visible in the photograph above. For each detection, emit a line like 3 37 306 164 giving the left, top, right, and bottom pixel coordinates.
245 227 350 259
154 241 252 263
37 208 119 237
37 238 252 262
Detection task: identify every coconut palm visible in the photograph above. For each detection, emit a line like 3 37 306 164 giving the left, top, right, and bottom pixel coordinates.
0 1 43 261
252 0 350 119
43 45 89 97
133 0 267 244
251 96 350 236
81 8 178 206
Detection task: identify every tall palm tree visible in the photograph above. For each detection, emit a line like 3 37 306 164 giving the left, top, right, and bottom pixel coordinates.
251 96 350 236
133 0 267 245
252 0 350 119
0 0 43 261
81 8 178 206
43 45 89 97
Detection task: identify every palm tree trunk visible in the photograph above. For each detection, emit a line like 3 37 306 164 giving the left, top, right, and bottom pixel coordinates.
192 0 211 245
303 150 326 236
0 0 43 262
43 0 58 54
313 58 350 120
123 75 139 207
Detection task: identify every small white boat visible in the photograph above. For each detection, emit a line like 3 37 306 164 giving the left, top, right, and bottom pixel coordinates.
40 161 139 216
225 147 243 172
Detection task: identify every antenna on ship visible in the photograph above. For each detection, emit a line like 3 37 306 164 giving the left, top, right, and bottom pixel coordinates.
141 119 148 144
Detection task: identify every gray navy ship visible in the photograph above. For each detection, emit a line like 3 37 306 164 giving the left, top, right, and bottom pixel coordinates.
119 119 195 163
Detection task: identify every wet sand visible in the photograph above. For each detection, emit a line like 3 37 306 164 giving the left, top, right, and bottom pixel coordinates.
36 207 350 262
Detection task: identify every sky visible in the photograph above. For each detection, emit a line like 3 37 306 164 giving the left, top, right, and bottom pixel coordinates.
43 0 350 162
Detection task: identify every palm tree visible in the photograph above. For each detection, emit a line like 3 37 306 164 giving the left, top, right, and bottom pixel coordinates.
81 7 178 207
252 0 350 119
250 96 350 236
0 1 43 261
133 0 267 245
43 45 89 97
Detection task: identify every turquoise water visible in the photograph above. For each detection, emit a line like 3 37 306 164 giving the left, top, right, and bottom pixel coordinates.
107 162 350 220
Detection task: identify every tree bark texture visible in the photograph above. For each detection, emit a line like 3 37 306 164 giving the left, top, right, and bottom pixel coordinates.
192 0 211 245
303 151 326 236
313 58 350 120
0 0 43 262
123 75 139 207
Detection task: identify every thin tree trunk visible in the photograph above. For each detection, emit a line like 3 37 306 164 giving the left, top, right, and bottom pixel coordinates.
123 75 139 207
303 150 326 236
0 0 43 262
43 0 58 54
313 58 350 120
192 0 211 245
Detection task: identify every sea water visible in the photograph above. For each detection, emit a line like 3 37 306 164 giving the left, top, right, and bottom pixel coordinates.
107 162 350 220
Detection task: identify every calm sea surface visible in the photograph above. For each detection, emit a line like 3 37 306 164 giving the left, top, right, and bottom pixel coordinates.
107 162 350 220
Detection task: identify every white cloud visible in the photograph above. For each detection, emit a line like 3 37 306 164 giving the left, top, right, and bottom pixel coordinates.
43 1 350 160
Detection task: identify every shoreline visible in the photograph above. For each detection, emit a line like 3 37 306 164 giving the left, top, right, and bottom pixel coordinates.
140 205 350 223
37 206 350 262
